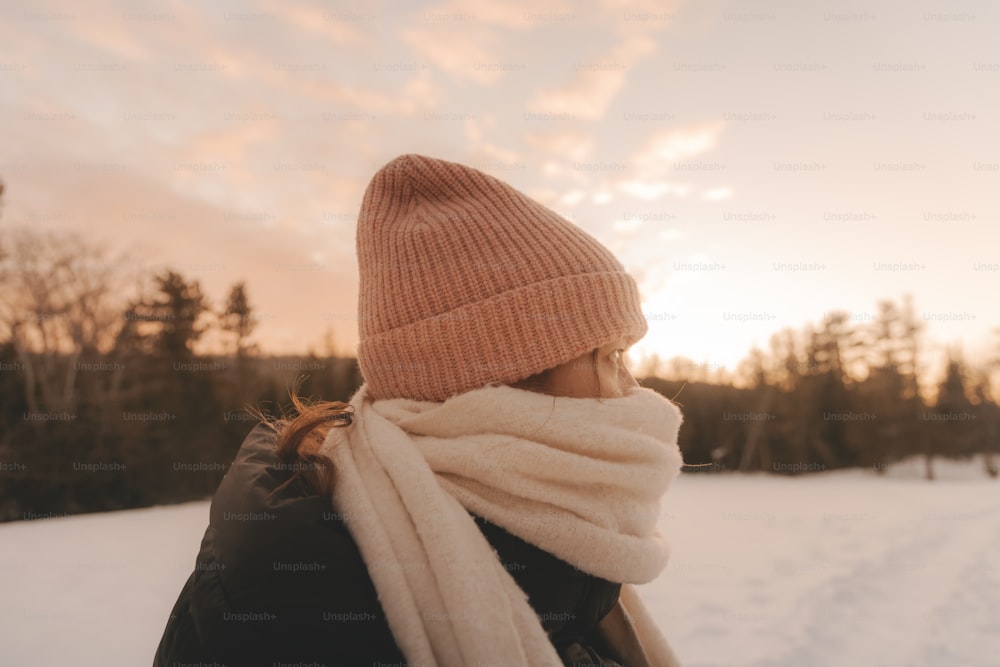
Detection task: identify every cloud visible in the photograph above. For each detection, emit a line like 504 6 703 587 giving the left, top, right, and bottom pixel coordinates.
703 186 732 201
464 115 524 170
65 5 152 60
400 0 577 84
263 0 371 45
524 0 682 120
613 122 726 200
183 122 277 165
295 71 442 116
526 34 657 120
617 180 691 199
562 189 586 206
613 216 643 233
658 228 685 241
634 122 725 164
441 0 576 28
592 190 613 204
523 129 594 163
401 25 506 85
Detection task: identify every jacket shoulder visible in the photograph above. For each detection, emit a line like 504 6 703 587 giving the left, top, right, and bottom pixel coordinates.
155 422 405 666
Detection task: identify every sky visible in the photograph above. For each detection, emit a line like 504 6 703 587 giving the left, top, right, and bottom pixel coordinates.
1 0 997 380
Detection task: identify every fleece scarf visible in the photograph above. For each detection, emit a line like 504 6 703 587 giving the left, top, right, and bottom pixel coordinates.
318 382 685 667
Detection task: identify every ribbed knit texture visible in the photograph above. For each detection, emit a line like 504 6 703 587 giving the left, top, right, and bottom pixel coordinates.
356 154 648 401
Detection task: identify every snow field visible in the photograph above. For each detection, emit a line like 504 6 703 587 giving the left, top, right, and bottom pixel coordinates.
1 459 997 666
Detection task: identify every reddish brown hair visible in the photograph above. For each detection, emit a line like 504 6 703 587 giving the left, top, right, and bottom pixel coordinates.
250 389 353 497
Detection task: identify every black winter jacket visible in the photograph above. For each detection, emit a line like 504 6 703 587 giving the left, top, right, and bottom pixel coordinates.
154 423 627 666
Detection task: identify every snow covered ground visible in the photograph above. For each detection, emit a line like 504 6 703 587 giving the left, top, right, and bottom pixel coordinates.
2 457 998 667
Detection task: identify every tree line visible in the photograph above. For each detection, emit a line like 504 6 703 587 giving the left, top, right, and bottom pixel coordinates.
642 297 997 481
0 225 360 522
0 222 996 522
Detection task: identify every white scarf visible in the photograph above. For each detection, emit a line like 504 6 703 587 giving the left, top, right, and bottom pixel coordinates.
319 382 685 666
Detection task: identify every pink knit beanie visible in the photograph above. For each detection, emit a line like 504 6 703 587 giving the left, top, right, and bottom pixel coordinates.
356 154 648 401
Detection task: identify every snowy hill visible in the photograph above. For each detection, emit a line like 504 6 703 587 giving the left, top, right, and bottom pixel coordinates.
1 459 998 667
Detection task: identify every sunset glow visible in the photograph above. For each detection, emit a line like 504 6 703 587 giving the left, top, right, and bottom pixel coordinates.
2 0 996 375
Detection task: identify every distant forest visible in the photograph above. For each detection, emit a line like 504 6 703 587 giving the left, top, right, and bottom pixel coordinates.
1 216 997 522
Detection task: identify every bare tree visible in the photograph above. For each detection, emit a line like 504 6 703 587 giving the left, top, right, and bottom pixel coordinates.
0 227 126 415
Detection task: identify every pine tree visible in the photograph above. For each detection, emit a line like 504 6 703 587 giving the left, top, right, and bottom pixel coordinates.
220 281 258 359
927 351 976 478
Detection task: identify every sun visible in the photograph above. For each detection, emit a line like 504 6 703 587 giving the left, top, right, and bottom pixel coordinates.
627 293 758 379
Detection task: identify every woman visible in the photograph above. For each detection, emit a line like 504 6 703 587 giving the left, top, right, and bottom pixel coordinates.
154 154 685 666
